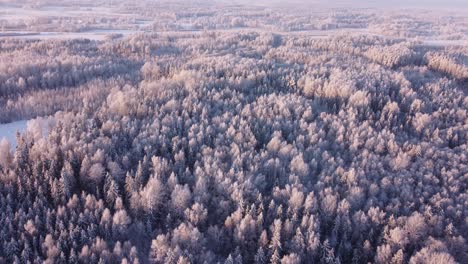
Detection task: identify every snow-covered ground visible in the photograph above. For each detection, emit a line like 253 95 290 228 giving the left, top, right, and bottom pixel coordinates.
0 3 153 41
0 29 139 41
0 117 54 149
0 3 465 47
421 39 467 47
0 120 28 149
0 5 118 21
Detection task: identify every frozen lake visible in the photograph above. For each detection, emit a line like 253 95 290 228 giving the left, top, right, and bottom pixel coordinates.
0 120 28 149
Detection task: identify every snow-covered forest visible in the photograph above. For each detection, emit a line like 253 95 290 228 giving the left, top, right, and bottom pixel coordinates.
0 0 467 263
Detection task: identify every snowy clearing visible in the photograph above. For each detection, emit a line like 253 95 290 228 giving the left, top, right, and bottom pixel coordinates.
0 120 27 149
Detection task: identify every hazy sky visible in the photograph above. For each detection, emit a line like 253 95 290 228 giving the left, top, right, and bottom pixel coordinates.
229 0 468 9
1 0 466 10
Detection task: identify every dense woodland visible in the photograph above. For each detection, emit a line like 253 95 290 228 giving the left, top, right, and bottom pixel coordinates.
0 2 467 264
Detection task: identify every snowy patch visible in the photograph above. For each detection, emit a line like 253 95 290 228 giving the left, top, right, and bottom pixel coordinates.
0 120 28 149
0 117 54 149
